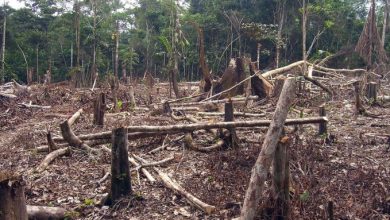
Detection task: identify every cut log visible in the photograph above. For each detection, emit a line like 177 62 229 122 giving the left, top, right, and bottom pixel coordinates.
47 131 58 152
0 172 28 220
132 154 216 214
105 127 132 206
27 205 67 220
93 93 106 126
262 61 304 78
126 117 327 133
36 147 70 173
68 108 83 126
240 77 296 220
196 111 265 117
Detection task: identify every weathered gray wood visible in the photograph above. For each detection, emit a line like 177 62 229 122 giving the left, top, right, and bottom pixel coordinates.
240 77 296 220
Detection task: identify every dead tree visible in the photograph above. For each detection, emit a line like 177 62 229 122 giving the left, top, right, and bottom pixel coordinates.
240 77 296 220
93 93 106 126
249 62 273 98
355 0 388 67
105 127 132 206
0 173 28 220
213 58 246 99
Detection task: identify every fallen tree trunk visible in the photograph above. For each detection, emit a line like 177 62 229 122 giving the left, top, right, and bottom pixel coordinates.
35 147 70 173
27 205 67 220
262 61 304 78
303 75 333 97
196 111 266 117
126 117 327 133
54 117 327 144
68 108 83 126
240 77 296 220
171 96 259 106
132 154 216 214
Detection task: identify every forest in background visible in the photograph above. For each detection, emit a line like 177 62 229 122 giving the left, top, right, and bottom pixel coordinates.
0 0 385 85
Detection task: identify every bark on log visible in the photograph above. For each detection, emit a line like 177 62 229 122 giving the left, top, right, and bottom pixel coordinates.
93 93 105 126
249 62 273 98
105 127 132 206
132 154 216 214
271 76 286 98
0 173 28 220
27 205 67 220
240 77 296 220
36 147 70 173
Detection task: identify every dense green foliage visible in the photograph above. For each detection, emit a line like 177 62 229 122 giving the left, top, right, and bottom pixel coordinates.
0 0 387 84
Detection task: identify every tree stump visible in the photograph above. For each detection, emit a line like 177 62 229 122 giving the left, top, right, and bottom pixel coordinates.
365 82 377 103
0 173 28 220
129 86 136 108
353 81 365 115
272 136 290 220
93 93 106 126
318 104 327 135
105 127 132 206
224 100 239 148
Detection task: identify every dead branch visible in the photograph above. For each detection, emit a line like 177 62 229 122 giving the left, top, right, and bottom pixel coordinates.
303 75 333 97
132 154 216 214
172 96 259 106
134 155 175 170
18 102 51 109
35 147 70 173
101 146 156 183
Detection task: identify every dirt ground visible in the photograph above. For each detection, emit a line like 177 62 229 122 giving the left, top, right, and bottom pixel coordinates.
0 75 389 219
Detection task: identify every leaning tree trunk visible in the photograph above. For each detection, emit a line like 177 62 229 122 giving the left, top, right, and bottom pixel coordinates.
240 77 296 220
0 173 28 220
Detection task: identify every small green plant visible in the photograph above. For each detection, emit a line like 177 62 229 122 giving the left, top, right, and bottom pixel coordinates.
299 190 310 201
83 198 95 206
117 99 123 110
